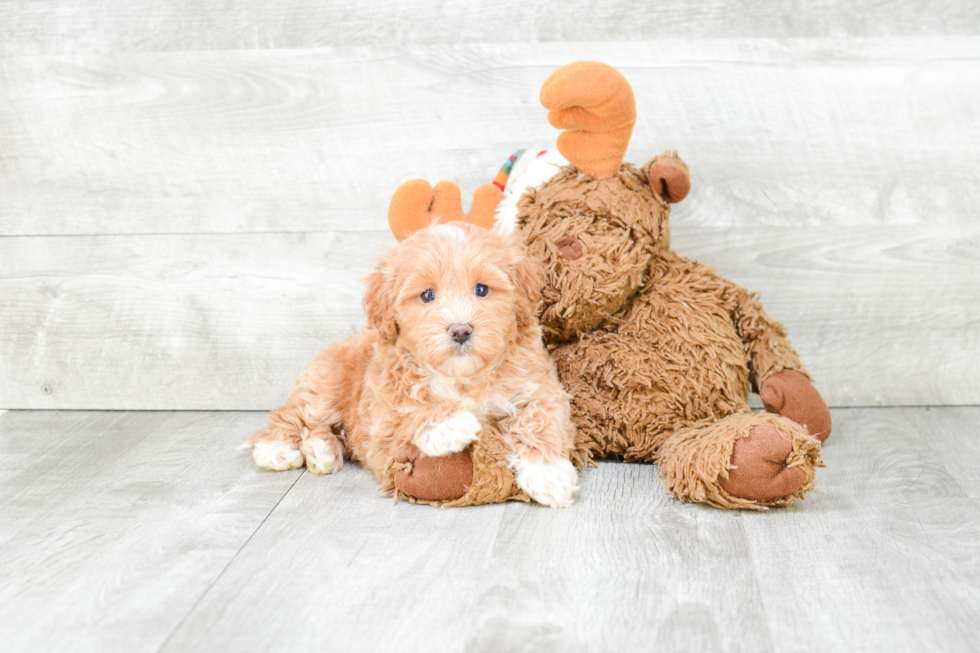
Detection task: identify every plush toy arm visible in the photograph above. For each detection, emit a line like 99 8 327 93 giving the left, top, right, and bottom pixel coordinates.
725 282 832 441
729 284 809 390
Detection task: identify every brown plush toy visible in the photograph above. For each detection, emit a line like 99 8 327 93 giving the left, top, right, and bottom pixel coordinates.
388 61 831 509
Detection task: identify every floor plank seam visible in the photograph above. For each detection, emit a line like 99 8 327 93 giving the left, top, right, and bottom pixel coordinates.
152 468 307 653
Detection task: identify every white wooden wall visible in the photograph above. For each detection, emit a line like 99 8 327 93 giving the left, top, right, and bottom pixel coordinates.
2 2 978 409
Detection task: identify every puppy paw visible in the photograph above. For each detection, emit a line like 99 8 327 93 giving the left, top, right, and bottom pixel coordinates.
417 411 482 457
300 437 344 475
252 441 304 471
511 457 579 508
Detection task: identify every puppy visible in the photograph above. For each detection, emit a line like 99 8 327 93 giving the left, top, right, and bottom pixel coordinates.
241 222 578 508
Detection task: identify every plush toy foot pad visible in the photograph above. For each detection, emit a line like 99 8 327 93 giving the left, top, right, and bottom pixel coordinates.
719 425 807 502
761 370 833 442
394 445 473 502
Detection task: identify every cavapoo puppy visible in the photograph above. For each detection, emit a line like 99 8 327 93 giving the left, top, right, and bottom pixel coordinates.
241 222 579 508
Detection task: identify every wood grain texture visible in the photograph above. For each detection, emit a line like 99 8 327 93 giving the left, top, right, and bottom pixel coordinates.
163 457 777 653
671 225 980 408
0 410 303 653
902 406 980 500
2 225 976 410
0 407 959 652
2 1 977 56
2 39 979 236
741 407 980 652
0 231 383 410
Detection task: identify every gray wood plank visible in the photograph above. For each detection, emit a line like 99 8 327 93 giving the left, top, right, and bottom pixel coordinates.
0 231 381 410
0 410 302 653
157 407 980 653
159 463 512 652
740 407 980 652
2 225 977 410
1 1 976 56
2 39 978 236
162 451 775 653
672 225 980 408
902 406 980 500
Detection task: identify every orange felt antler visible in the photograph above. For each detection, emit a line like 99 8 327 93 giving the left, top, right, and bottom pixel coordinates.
539 61 636 178
388 180 502 241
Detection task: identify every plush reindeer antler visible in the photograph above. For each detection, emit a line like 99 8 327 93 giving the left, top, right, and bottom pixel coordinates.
388 179 502 241
539 61 636 179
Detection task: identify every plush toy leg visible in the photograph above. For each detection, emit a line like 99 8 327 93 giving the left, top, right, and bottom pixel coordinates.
393 445 472 501
386 421 528 507
656 412 823 510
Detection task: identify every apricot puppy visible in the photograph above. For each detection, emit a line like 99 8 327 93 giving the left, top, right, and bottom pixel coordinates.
241 222 578 508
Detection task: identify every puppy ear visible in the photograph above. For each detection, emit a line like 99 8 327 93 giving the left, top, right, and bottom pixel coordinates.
362 265 398 343
509 247 544 329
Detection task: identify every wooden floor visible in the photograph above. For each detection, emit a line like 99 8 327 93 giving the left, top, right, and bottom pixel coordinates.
2 407 978 652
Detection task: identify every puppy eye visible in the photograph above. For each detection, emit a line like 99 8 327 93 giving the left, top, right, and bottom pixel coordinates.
474 284 489 298
420 288 436 303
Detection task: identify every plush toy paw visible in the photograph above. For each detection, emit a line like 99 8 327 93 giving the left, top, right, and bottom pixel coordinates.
760 370 832 442
718 425 807 502
510 457 579 508
646 150 690 203
416 411 482 456
394 444 473 501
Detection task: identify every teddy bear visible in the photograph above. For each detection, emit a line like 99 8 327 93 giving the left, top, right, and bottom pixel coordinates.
386 61 831 509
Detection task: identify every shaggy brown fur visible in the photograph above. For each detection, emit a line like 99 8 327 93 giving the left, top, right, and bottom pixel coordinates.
513 156 826 509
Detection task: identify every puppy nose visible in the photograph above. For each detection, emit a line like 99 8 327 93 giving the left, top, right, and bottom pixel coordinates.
557 237 583 260
449 323 473 344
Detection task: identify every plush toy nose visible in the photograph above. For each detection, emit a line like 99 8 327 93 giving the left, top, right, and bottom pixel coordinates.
557 237 583 260
449 323 473 344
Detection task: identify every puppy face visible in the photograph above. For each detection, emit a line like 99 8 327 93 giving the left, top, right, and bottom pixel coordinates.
364 223 542 378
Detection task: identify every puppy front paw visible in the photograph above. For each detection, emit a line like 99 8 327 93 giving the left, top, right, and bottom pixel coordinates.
510 457 579 508
300 437 344 475
251 441 304 471
416 411 481 457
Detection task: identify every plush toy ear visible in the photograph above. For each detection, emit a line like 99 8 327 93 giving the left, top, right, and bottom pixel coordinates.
540 61 636 179
645 150 691 204
509 244 544 329
362 264 398 343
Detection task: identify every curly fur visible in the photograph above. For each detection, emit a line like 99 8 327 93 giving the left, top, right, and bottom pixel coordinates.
243 223 577 507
